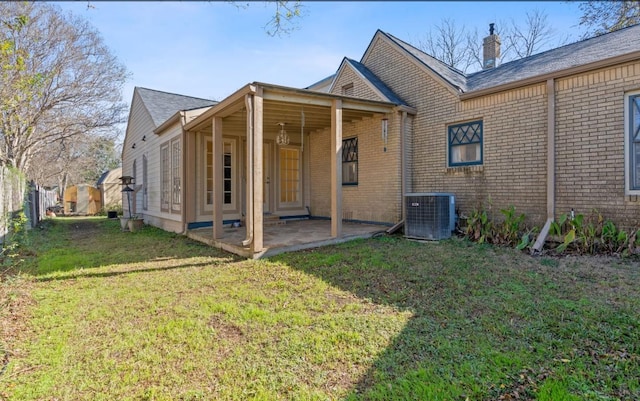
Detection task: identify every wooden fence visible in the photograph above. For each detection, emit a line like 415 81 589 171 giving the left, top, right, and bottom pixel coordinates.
0 166 58 246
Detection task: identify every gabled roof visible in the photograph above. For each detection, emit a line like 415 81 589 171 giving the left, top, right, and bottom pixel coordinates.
373 23 640 96
377 31 467 92
305 74 336 92
467 23 640 92
343 58 408 106
135 87 218 127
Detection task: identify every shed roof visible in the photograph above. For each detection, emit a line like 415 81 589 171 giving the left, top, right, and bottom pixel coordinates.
135 87 218 127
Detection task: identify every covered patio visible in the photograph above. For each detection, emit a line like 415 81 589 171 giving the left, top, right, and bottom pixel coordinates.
183 82 405 259
186 219 390 259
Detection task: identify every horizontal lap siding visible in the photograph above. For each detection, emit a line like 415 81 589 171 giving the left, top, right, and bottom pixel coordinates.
555 61 640 229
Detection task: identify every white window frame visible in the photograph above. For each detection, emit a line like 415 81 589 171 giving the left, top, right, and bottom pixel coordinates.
204 137 237 212
625 90 640 195
160 143 170 212
171 137 181 213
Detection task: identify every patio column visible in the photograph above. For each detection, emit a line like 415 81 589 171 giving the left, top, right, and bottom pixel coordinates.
212 116 224 239
252 88 264 253
331 99 343 238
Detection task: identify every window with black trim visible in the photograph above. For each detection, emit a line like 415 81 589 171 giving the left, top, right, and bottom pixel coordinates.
448 120 483 166
342 137 358 185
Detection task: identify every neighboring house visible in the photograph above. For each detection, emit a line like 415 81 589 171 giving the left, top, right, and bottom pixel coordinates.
122 24 640 256
96 167 123 210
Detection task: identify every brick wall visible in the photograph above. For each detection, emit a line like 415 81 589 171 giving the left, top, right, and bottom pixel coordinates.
555 61 640 229
309 114 402 224
330 64 384 101
363 37 548 225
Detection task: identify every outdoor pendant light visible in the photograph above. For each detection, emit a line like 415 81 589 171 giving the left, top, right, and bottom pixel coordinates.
276 122 290 146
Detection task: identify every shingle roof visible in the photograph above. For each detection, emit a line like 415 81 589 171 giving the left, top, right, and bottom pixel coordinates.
345 58 408 105
380 23 640 94
135 87 217 126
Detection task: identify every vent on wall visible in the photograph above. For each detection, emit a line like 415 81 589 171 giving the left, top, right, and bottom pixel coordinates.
404 193 455 240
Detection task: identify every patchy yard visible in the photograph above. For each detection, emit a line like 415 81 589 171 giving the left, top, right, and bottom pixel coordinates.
1 217 639 400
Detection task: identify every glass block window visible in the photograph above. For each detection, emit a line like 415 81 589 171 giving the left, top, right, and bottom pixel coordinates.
629 94 640 190
342 137 358 185
448 120 483 167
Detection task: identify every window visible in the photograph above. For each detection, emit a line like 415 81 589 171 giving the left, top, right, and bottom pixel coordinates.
160 138 181 213
160 143 170 211
448 120 483 166
626 92 640 194
132 160 137 214
206 138 234 207
142 155 148 210
279 147 301 205
223 142 232 205
342 137 358 185
342 83 354 96
171 138 181 210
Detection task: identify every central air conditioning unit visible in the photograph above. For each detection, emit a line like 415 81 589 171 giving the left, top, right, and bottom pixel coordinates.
404 193 456 240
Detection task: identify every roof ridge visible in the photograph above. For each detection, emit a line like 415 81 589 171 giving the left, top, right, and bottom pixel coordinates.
135 86 216 102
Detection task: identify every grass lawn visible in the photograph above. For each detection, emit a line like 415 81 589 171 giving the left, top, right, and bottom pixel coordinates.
1 217 639 400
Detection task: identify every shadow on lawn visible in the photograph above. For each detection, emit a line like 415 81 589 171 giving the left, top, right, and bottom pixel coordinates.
32 217 239 277
273 236 623 400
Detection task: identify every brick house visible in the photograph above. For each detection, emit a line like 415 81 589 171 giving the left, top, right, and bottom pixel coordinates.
122 24 640 257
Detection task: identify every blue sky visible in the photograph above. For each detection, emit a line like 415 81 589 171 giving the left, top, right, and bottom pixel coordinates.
56 1 585 107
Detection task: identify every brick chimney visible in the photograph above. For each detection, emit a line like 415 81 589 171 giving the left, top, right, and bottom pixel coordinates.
483 23 501 69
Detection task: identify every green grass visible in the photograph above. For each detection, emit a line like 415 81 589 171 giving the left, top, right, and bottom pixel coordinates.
1 217 639 400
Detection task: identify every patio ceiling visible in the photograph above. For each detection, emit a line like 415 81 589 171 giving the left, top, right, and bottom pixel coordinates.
184 82 400 136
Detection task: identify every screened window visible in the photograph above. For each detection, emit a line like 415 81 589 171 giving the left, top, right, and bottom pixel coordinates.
627 93 640 192
279 147 301 205
342 137 358 185
448 120 483 167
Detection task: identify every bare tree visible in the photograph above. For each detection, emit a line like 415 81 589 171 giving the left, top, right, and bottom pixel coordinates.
579 0 640 37
229 1 304 37
505 9 555 59
416 18 474 73
419 10 562 73
0 2 128 174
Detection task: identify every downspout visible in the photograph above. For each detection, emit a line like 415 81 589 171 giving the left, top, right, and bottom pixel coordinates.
180 111 188 234
531 78 556 254
400 110 407 222
242 94 254 247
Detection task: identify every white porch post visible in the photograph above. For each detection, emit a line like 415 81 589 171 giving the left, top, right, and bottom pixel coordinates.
252 87 264 253
212 116 224 239
331 99 343 238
